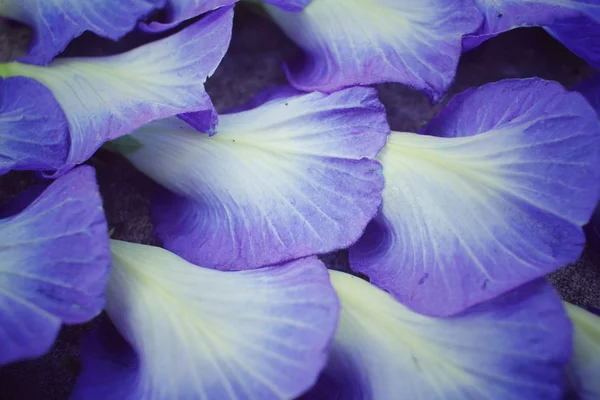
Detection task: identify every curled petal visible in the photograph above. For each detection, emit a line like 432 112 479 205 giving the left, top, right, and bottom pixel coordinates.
120 86 388 270
264 0 482 100
140 0 237 32
71 240 339 400
351 78 600 316
0 0 164 65
0 166 110 365
303 272 571 400
0 6 233 172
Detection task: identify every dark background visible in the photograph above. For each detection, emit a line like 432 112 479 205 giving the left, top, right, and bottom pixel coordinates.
0 5 599 399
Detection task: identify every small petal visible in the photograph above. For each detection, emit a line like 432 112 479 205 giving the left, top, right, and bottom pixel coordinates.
464 0 599 53
0 7 233 172
263 0 482 100
0 0 164 65
140 0 237 32
71 240 339 400
351 78 600 316
564 303 600 400
0 77 68 175
119 86 388 270
0 166 110 365
303 272 571 400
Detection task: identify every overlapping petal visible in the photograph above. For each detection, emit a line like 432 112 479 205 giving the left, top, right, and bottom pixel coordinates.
118 86 388 270
351 78 600 316
71 240 339 400
302 271 571 400
0 7 233 173
464 0 600 58
0 0 164 65
263 0 482 100
0 77 69 175
140 0 237 32
0 166 110 365
564 303 600 400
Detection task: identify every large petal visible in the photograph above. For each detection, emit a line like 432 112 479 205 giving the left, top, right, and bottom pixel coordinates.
119 86 388 270
564 303 600 400
263 0 482 100
0 77 69 175
0 0 164 65
302 272 571 400
464 0 599 52
0 166 110 365
71 240 339 400
140 0 237 32
351 78 600 316
0 7 233 172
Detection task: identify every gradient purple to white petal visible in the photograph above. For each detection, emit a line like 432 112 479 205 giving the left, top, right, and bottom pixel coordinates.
139 0 237 32
564 303 600 400
302 272 571 400
0 77 69 175
0 166 110 365
264 0 482 101
0 6 233 173
0 0 164 65
119 86 388 270
351 78 600 317
72 241 339 400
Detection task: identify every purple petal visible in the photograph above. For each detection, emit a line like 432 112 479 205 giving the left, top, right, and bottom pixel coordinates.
139 0 237 33
71 241 339 400
262 0 312 12
0 166 110 365
263 0 482 101
564 302 600 400
464 0 599 52
120 86 388 270
0 77 69 175
351 78 600 316
304 273 571 400
1 0 165 65
0 7 233 172
546 14 600 70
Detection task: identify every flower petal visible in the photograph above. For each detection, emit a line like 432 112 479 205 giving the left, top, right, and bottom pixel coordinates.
71 240 339 400
263 0 482 100
0 166 110 365
351 78 600 316
0 77 69 175
464 0 599 52
262 0 312 12
119 86 388 270
0 0 164 65
303 272 571 400
565 303 600 400
0 6 233 172
139 0 237 32
546 15 600 70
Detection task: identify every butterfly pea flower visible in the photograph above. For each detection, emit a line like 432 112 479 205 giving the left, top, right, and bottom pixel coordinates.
302 271 572 400
0 0 165 65
261 0 482 101
112 86 389 270
0 166 110 365
71 240 339 400
0 6 233 176
465 1 600 69
564 302 600 400
350 78 600 317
